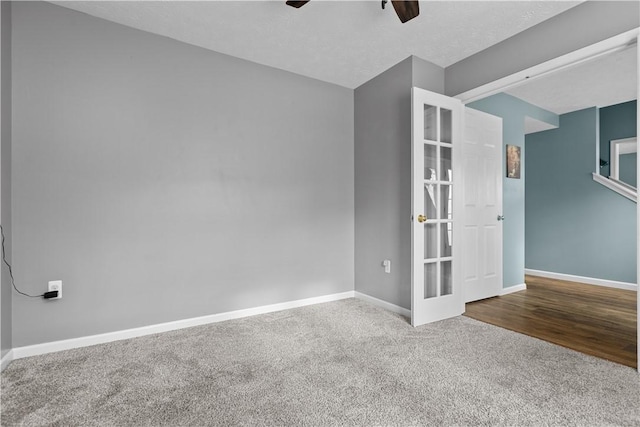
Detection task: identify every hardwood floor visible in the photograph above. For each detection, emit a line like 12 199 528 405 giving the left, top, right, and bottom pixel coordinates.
464 275 637 368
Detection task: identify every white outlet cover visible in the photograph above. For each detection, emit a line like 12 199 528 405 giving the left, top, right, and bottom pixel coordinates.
48 280 62 299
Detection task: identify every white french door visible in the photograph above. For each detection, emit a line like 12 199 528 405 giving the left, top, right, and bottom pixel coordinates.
461 108 503 303
411 88 464 327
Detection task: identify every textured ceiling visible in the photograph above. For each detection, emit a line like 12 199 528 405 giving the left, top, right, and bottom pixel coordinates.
507 45 638 115
52 1 581 89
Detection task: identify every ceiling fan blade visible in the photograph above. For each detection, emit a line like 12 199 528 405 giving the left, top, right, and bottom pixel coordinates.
391 0 419 23
286 1 310 8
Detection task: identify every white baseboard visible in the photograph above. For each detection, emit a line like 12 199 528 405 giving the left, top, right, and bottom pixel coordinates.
354 291 411 318
1 349 14 372
525 269 637 291
501 283 527 295
12 291 355 361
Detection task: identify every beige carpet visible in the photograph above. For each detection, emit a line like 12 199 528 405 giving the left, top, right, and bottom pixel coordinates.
2 298 639 426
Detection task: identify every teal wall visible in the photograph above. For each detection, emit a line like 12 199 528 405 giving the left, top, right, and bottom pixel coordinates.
619 153 636 187
599 100 637 183
468 93 557 288
525 107 637 283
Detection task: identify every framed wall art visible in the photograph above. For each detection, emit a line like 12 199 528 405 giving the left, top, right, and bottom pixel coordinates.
506 145 521 179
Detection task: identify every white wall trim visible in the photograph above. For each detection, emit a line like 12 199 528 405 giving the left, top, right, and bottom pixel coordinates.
609 137 637 181
11 291 355 360
354 291 411 318
1 349 13 372
592 173 637 202
455 28 639 104
500 283 527 295
525 269 637 291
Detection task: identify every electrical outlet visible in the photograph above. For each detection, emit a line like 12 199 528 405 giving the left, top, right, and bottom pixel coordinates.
382 260 391 274
48 280 62 299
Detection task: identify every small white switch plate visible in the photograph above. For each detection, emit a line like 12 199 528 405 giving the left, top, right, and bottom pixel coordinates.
382 260 391 274
48 280 62 299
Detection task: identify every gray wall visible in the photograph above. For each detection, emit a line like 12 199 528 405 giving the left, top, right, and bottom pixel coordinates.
12 2 354 347
412 57 445 96
1 1 12 359
445 1 640 97
468 93 558 288
354 56 444 310
526 107 636 283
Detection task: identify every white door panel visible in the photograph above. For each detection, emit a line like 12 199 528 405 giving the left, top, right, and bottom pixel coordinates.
462 108 503 303
411 87 464 326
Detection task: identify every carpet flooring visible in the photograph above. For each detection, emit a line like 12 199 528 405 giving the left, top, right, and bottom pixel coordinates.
2 299 639 426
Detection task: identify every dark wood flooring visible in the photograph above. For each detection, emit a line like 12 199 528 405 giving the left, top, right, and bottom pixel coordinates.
464 275 637 368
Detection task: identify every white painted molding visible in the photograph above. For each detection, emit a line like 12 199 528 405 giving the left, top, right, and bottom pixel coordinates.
354 291 411 318
525 269 637 291
12 291 355 360
609 137 637 181
592 173 637 202
456 28 639 104
500 284 527 295
1 350 14 372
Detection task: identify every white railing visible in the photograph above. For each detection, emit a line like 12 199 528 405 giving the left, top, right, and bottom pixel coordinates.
592 173 637 203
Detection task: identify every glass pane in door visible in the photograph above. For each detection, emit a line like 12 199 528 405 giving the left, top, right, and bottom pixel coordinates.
424 184 437 220
425 262 437 299
440 185 452 220
424 144 437 180
440 108 452 144
441 223 452 257
441 261 452 296
424 105 438 141
424 223 437 260
441 147 452 181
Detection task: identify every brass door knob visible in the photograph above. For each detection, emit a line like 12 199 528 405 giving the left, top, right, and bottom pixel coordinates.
417 214 427 223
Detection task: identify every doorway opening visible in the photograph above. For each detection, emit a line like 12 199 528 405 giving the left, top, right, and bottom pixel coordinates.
458 29 639 369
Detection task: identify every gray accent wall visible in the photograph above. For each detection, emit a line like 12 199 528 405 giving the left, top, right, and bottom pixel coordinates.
468 93 558 288
354 56 444 310
445 1 640 97
526 107 636 283
12 2 354 347
1 0 12 359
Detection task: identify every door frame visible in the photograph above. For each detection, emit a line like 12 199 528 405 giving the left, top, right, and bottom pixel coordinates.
453 27 640 372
